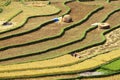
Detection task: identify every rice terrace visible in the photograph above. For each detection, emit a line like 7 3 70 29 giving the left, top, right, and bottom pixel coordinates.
0 0 120 79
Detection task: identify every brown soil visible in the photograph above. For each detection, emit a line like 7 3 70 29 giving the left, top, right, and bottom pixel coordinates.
0 1 120 80
0 1 66 40
77 22 120 57
14 12 120 80
0 1 83 47
110 0 120 4
0 2 97 57
0 4 119 64
77 11 120 57
80 0 120 5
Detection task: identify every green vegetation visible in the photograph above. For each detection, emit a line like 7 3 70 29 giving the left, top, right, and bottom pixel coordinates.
59 49 120 80
1 5 120 63
0 49 120 79
99 58 120 71
0 8 3 13
0 0 70 40
106 0 111 3
0 5 102 61
0 0 120 79
0 0 11 7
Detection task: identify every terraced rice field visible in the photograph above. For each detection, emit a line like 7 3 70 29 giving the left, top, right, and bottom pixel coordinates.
0 0 60 32
0 0 120 79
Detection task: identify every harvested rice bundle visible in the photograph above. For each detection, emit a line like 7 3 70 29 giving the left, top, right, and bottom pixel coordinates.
53 15 72 23
91 23 110 29
62 14 73 23
98 23 110 29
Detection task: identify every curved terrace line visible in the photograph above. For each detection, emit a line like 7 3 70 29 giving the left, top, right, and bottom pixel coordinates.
0 49 120 79
0 6 103 60
0 0 61 34
0 0 69 37
0 5 102 51
0 7 119 62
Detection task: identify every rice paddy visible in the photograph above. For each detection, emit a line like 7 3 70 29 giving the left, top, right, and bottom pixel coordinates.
0 0 120 79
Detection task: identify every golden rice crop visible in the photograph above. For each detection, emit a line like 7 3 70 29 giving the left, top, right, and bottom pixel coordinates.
0 49 120 78
10 2 59 17
0 48 120 73
0 8 21 21
0 1 59 21
0 55 79 72
0 58 103 78
0 1 60 32
92 49 120 62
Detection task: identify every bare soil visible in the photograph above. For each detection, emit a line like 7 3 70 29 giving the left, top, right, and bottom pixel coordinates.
80 0 120 5
77 20 120 57
0 2 96 48
12 30 120 80
0 4 120 64
0 2 97 58
0 1 66 39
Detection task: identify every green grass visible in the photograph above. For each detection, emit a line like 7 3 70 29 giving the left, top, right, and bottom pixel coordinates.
97 68 114 74
59 51 120 80
0 8 3 13
78 58 120 80
100 58 120 71
106 0 110 3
